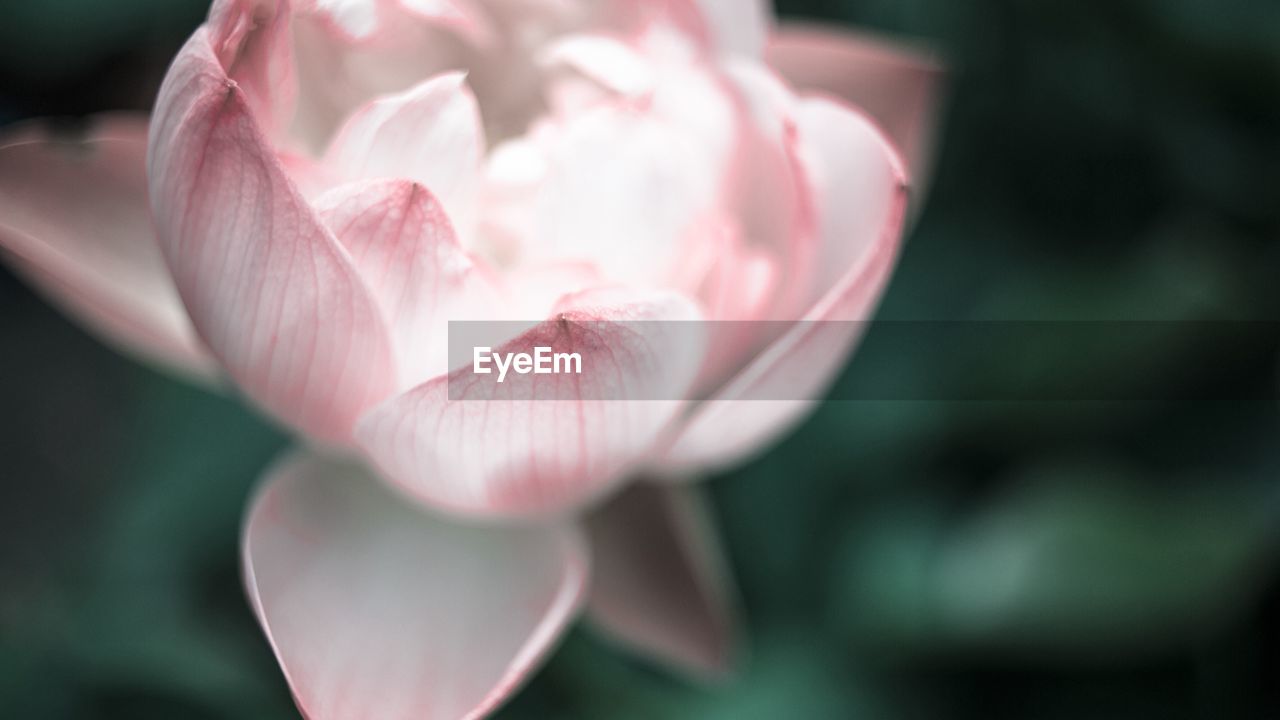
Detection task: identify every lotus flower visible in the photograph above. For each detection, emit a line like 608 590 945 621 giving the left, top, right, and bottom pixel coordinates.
0 0 940 717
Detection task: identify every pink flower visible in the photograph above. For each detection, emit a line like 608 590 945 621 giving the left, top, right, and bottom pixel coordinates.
0 1 941 717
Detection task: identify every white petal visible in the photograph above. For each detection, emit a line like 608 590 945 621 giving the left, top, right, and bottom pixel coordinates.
694 0 773 57
662 98 909 470
324 72 485 237
244 450 589 720
357 288 706 518
315 179 502 388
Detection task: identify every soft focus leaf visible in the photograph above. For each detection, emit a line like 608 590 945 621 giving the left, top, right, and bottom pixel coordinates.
832 460 1279 657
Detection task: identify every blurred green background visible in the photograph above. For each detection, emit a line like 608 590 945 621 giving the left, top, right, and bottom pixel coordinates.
2 0 1279 718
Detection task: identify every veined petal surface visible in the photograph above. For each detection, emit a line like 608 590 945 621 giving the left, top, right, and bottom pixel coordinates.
357 288 706 518
149 28 397 444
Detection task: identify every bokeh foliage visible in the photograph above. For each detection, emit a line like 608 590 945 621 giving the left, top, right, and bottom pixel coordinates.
2 1 1279 718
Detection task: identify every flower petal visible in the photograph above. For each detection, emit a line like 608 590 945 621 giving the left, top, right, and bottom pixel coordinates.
718 61 818 321
662 97 909 470
303 0 381 39
397 0 494 44
324 72 484 236
668 63 814 395
148 29 397 444
0 114 216 382
501 261 606 320
694 0 772 57
302 0 491 44
207 0 298 138
766 24 944 196
551 0 705 51
541 34 659 105
356 288 706 518
796 98 909 307
290 1 471 151
585 482 738 678
314 179 502 389
483 62 736 286
243 450 589 720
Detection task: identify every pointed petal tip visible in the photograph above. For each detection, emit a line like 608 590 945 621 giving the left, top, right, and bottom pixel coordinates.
355 288 707 519
584 483 742 681
323 70 484 233
151 28 398 445
315 176 501 390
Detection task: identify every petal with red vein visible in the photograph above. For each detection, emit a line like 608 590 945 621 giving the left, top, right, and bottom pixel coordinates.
208 0 297 138
244 450 589 720
356 289 706 518
586 482 738 678
662 98 909 470
766 24 944 196
315 179 502 389
324 72 484 235
0 114 216 382
148 29 397 444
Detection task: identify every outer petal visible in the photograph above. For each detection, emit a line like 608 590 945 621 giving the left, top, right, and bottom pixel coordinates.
766 24 943 197
661 98 909 470
243 450 589 720
0 115 215 382
585 483 738 678
315 179 502 389
356 288 706 518
323 72 484 235
148 29 397 444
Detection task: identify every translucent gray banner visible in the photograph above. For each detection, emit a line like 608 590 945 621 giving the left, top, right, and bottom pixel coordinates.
446 321 1280 401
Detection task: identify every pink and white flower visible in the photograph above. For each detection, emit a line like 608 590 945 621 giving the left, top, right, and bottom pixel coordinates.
0 1 941 717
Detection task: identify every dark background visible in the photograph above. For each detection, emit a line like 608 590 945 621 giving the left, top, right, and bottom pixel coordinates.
2 1 1279 718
